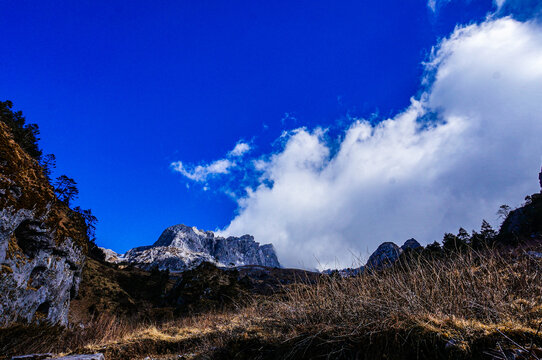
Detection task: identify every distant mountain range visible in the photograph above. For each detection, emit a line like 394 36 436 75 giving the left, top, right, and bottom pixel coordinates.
101 224 281 271
102 223 424 275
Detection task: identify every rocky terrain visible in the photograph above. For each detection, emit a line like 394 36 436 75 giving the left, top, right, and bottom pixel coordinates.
0 122 88 326
107 224 280 272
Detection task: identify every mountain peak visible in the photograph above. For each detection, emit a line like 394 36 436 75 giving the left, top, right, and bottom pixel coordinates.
153 224 214 248
123 224 280 272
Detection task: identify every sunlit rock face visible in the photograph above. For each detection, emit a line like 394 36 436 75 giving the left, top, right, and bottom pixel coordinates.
0 210 84 326
0 123 86 326
122 224 280 272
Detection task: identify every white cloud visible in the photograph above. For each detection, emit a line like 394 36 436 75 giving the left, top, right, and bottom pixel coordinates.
228 142 251 157
428 0 451 12
172 141 251 183
221 18 542 269
171 159 233 182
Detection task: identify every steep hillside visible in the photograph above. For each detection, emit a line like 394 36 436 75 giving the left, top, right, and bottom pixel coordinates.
0 121 88 325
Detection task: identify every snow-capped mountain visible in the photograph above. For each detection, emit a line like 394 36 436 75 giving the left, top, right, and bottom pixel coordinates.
106 224 280 272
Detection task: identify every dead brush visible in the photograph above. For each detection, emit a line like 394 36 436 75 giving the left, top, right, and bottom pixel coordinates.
267 247 542 356
3 247 542 359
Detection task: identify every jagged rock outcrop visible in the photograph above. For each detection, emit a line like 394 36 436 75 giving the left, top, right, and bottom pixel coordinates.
0 123 87 326
365 242 402 270
500 192 542 243
325 238 422 275
498 166 542 243
121 224 280 272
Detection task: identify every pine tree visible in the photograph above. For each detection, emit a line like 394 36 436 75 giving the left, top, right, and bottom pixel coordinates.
53 175 79 206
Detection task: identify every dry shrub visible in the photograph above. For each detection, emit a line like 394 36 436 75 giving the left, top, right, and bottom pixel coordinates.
266 247 542 358
3 247 542 359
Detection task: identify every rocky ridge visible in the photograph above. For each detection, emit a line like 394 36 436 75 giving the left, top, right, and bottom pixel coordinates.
111 224 280 272
0 122 87 326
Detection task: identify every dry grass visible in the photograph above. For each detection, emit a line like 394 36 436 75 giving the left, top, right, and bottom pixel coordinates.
270 246 542 358
2 246 542 359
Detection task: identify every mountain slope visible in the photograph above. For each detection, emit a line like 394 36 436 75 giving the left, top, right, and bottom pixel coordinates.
0 122 88 326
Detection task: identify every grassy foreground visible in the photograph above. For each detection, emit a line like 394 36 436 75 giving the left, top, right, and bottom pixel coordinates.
2 244 542 360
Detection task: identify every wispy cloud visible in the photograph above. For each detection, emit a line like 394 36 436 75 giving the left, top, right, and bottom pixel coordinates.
171 141 251 183
427 0 451 13
494 0 507 9
171 159 233 182
228 142 251 157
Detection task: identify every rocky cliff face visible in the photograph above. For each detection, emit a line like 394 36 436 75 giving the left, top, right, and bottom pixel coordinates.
0 123 87 326
121 224 280 271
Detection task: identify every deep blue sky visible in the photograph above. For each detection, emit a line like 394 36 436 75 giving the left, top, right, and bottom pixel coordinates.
0 0 494 252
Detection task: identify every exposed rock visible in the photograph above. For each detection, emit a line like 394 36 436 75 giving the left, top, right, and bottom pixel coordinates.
11 354 54 360
122 224 280 272
401 238 421 251
500 192 542 242
323 238 422 275
365 242 401 270
0 123 87 326
98 247 120 263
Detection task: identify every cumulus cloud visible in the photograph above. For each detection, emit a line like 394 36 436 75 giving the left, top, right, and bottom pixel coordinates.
220 17 542 269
